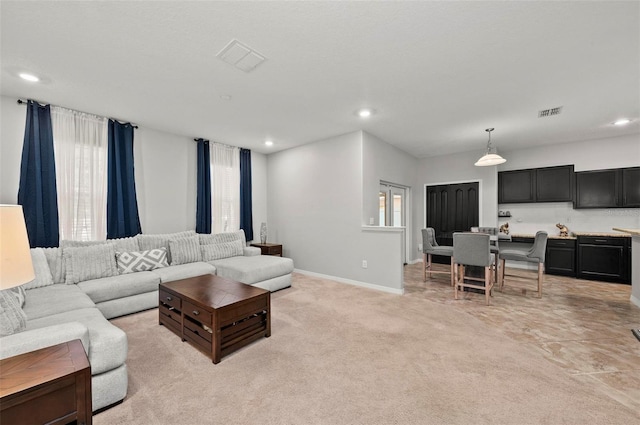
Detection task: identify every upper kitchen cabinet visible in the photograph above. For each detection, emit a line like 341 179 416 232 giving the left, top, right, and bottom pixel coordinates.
622 167 640 207
536 165 574 202
498 165 573 204
575 167 639 208
498 169 535 203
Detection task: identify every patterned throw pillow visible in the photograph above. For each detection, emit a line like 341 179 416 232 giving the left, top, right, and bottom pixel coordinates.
169 236 202 265
22 248 55 290
64 244 119 284
116 248 169 274
0 289 27 337
201 240 244 261
11 286 26 308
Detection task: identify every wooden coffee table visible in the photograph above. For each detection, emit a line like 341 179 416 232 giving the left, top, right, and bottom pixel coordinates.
158 274 271 364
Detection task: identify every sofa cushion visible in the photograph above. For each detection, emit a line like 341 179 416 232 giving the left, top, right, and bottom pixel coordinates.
209 255 294 285
23 284 96 321
169 235 202 265
115 248 168 274
0 289 27 336
23 248 54 290
42 247 65 284
64 244 119 285
137 230 196 263
150 262 216 283
61 236 139 253
26 307 127 375
201 240 244 261
77 272 160 304
199 230 245 245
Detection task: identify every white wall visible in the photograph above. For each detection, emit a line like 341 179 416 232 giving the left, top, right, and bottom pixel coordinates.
412 149 499 262
0 95 268 238
498 135 640 234
267 131 403 292
362 131 418 225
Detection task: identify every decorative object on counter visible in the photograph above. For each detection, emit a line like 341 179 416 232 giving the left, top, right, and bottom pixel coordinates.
499 222 510 235
260 222 267 244
556 223 569 237
474 128 506 167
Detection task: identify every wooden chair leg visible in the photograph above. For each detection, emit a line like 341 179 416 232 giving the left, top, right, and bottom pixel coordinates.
499 258 506 291
450 258 455 286
485 266 491 305
537 263 543 298
453 262 459 299
423 253 427 282
428 254 433 278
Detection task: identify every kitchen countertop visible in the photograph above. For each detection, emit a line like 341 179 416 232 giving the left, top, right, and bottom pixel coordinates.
612 228 640 236
509 233 577 240
573 231 631 237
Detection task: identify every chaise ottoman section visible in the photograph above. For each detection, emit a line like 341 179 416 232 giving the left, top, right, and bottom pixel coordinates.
209 255 294 286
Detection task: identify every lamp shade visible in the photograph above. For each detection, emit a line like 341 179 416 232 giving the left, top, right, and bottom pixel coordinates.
474 153 507 166
0 205 35 289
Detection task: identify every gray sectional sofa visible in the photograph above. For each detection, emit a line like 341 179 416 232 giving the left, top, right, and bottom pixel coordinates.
0 229 293 412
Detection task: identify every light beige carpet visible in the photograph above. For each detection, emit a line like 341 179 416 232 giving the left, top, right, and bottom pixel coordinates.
97 274 640 424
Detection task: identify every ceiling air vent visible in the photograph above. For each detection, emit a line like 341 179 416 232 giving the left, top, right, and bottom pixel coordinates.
538 106 563 118
216 39 267 73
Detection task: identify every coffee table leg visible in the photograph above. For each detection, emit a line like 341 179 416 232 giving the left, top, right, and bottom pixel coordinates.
266 293 271 338
212 313 221 364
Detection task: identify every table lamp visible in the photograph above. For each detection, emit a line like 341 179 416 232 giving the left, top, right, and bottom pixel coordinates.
0 205 35 290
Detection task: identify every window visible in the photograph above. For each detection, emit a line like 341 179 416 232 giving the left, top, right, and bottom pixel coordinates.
210 143 240 233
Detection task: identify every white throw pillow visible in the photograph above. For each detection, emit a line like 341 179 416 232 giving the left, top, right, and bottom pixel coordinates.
64 244 118 284
22 248 54 290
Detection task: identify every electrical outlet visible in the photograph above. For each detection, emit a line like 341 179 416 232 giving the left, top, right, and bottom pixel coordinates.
362 260 368 268
418 243 422 251
369 217 374 225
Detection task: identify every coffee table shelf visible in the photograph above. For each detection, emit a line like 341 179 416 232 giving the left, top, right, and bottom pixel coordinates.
159 274 270 364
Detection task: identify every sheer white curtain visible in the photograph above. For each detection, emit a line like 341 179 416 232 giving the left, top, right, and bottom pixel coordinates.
51 106 108 241
210 143 240 233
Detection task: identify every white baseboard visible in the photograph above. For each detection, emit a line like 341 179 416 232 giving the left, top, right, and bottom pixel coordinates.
408 258 422 265
293 269 404 295
631 294 640 308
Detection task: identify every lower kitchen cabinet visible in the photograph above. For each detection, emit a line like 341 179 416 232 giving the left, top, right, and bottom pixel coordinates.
577 236 630 284
545 238 576 277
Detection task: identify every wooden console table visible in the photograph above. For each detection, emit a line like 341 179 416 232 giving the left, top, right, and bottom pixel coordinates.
250 243 283 256
0 339 92 425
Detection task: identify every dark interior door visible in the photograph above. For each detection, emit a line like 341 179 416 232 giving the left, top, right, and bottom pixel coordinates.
426 182 479 263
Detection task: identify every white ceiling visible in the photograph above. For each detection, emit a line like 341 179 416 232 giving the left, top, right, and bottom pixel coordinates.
1 1 638 157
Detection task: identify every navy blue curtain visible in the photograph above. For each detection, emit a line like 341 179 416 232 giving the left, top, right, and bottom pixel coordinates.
107 120 141 238
18 101 60 247
196 139 211 234
239 148 253 241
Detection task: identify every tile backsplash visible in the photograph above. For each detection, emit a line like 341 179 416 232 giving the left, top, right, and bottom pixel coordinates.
498 202 640 236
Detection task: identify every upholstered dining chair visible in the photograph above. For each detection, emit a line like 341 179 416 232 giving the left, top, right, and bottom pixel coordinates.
421 228 454 286
476 227 500 282
453 232 494 305
498 231 548 298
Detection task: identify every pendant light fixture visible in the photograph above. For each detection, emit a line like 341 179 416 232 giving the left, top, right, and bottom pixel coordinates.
474 128 506 166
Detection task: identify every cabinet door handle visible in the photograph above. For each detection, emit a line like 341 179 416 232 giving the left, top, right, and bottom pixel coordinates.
166 296 172 301
192 310 200 316
595 239 608 243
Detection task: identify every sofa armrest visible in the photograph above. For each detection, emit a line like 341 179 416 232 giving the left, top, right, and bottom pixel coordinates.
243 246 261 257
0 322 90 360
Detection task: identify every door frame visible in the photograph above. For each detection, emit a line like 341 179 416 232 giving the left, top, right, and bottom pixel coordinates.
423 179 483 229
380 180 412 265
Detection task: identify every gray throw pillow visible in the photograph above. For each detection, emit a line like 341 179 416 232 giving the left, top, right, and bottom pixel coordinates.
61 236 139 253
11 286 26 308
136 230 196 263
22 248 54 290
64 244 118 284
201 240 244 261
42 247 65 284
0 289 27 337
115 247 169 274
169 236 202 265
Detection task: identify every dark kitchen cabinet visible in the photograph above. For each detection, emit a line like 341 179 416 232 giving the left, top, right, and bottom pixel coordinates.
545 238 576 277
536 165 574 202
499 165 573 204
577 236 630 284
498 169 535 203
622 167 640 207
575 169 620 208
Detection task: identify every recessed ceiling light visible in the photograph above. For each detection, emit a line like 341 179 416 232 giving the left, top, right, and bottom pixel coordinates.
264 140 273 146
18 73 39 82
358 109 373 118
613 118 631 126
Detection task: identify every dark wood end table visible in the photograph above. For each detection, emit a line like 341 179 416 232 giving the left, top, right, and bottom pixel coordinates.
250 242 283 256
0 339 92 425
159 274 271 364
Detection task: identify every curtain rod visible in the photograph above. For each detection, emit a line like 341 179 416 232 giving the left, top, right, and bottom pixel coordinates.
17 99 139 129
193 138 247 151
